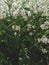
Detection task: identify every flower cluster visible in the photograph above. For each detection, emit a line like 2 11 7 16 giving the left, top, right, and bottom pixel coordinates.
0 0 8 19
27 24 35 31
0 0 49 19
12 25 21 31
40 21 49 30
41 48 47 54
38 35 49 44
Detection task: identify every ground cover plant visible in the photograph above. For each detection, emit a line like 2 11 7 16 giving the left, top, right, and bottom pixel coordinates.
0 0 49 65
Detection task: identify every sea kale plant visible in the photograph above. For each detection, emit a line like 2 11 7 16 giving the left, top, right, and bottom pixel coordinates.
0 0 49 65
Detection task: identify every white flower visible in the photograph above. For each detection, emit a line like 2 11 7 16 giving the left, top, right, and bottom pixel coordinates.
20 9 28 20
38 38 41 43
41 35 48 44
7 57 9 60
44 21 49 26
42 48 47 54
12 2 17 8
40 24 49 30
38 7 42 12
40 24 46 30
19 34 21 36
12 25 14 29
0 13 6 19
29 32 33 36
27 24 32 28
32 26 35 29
26 55 30 59
12 10 19 18
0 6 6 19
27 24 32 31
12 25 21 31
14 32 17 36
24 3 30 8
19 57 22 60
47 39 49 43
15 25 20 31
27 11 31 16
38 35 49 44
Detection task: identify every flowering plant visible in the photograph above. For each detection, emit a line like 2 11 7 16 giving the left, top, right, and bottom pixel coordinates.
0 0 49 65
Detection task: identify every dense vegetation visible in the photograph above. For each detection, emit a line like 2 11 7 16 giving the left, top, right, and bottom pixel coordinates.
0 0 49 65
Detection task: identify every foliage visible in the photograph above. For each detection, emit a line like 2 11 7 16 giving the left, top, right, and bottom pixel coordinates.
0 0 49 65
